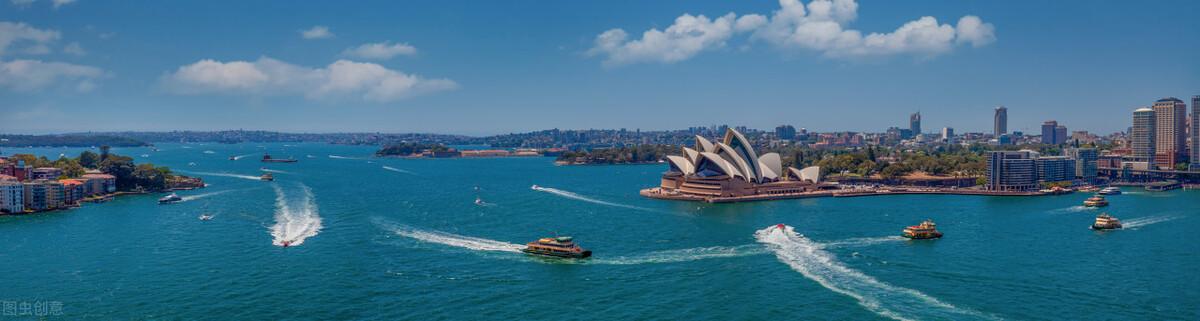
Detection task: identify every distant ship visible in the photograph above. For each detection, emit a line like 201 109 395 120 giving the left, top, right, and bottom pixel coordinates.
261 154 298 163
158 193 183 204
1083 195 1109 207
1098 187 1121 195
1091 213 1122 230
521 236 592 259
902 219 943 239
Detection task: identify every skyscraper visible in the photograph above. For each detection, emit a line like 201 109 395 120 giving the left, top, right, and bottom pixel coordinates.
1132 107 1156 161
1041 121 1058 144
942 127 954 143
1152 97 1187 168
1192 96 1199 170
774 125 796 140
910 112 921 135
994 106 1007 137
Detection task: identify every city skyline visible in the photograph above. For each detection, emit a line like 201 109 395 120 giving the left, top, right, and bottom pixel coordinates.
1 1 1198 135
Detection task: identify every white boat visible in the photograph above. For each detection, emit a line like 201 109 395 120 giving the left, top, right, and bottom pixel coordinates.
474 196 485 206
1098 187 1121 195
530 185 540 190
199 214 213 221
158 193 182 204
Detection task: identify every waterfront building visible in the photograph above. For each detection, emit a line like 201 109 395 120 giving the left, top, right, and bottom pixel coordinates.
0 180 23 214
80 173 117 195
1152 97 1187 168
986 151 1038 191
1066 148 1098 181
775 125 796 140
1131 108 1156 161
910 112 921 135
1036 156 1076 183
1192 96 1200 170
60 179 85 206
31 167 64 180
994 106 1007 137
22 181 49 211
652 128 825 199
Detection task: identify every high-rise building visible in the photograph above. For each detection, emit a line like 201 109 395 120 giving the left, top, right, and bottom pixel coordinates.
1036 156 1076 183
1131 107 1156 161
1192 96 1200 170
910 112 921 135
1152 97 1187 168
1041 121 1063 144
994 106 1007 137
986 151 1038 191
0 180 24 214
1066 148 1098 182
774 125 796 140
941 127 954 142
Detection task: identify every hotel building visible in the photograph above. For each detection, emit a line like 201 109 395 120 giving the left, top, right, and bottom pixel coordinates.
1152 97 1187 168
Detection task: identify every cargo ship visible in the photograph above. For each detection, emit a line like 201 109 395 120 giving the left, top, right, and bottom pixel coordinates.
1082 195 1108 207
521 236 592 259
261 154 298 163
902 219 943 239
1091 213 1122 230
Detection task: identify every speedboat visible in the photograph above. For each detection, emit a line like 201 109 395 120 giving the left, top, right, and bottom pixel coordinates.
1083 195 1109 207
521 236 591 259
198 214 213 221
260 173 274 181
1091 213 1122 230
229 156 237 160
280 241 291 248
530 185 541 190
902 219 943 239
474 196 485 206
1098 187 1121 195
158 193 182 204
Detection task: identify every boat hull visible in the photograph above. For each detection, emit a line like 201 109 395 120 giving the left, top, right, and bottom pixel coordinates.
521 248 592 259
1091 224 1122 230
902 232 943 240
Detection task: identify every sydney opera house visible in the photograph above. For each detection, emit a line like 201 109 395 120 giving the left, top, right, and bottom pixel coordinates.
642 128 826 202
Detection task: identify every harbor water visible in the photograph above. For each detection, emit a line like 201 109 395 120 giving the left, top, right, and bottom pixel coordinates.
1 143 1197 320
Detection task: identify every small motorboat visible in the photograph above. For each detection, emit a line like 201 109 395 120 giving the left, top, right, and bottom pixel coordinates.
474 196 485 206
1098 187 1121 195
158 193 183 204
1083 195 1109 207
260 173 274 181
229 156 237 160
530 185 541 190
902 219 943 239
281 241 291 248
521 236 591 259
199 214 213 221
1091 213 1122 230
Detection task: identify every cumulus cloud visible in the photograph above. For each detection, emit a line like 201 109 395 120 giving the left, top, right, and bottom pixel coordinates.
163 57 457 102
51 0 74 8
63 41 85 55
299 25 334 39
341 41 417 60
0 59 104 91
8 0 76 9
0 21 61 56
588 0 995 65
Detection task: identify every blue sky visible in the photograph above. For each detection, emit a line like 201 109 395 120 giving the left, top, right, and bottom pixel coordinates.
1 0 1197 136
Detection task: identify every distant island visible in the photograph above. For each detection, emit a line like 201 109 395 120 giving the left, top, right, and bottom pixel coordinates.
375 142 561 158
554 145 676 165
0 134 148 147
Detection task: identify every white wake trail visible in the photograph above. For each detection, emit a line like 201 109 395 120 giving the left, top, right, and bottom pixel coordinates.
1121 215 1179 229
822 236 907 249
260 168 289 174
592 245 766 265
381 166 416 175
377 220 522 253
184 171 261 181
232 153 256 160
532 185 653 212
270 183 322 247
179 189 236 202
756 225 999 321
328 155 358 160
1050 205 1096 214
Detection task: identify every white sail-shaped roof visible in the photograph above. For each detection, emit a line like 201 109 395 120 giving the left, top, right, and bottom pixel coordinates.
723 129 761 182
665 155 695 175
757 153 782 182
682 147 700 164
787 166 822 183
715 143 756 183
697 152 744 180
694 135 716 153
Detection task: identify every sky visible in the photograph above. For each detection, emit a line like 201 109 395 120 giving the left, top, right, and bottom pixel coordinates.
1 0 1198 136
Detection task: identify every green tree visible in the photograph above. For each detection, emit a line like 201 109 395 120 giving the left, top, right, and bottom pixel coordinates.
79 150 100 168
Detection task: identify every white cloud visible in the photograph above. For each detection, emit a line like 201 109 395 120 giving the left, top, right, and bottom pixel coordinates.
8 0 76 9
0 59 104 91
589 0 995 65
300 25 334 39
341 41 417 60
51 0 75 9
588 13 754 66
0 21 61 56
63 41 85 55
163 57 456 102
9 0 35 6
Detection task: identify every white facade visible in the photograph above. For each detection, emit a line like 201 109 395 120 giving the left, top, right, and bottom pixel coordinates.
0 181 24 214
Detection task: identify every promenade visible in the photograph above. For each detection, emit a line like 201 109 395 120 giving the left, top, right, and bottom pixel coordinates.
641 186 1051 203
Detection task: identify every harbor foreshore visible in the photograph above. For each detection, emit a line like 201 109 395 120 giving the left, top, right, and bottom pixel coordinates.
640 186 1051 203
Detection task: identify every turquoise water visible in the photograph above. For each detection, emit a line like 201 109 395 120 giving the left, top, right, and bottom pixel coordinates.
1 143 1197 320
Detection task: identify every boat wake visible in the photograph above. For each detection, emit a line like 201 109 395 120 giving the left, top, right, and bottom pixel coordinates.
532 185 653 212
755 225 999 321
328 155 359 160
232 153 256 160
592 245 767 265
184 171 262 181
270 183 322 247
821 236 907 249
376 219 522 253
179 189 237 202
203 150 215 154
1051 205 1096 214
1121 215 1180 229
260 168 289 174
382 166 417 175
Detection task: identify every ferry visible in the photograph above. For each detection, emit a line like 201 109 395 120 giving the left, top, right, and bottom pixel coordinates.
1098 187 1121 195
158 193 183 204
902 219 943 239
521 236 592 259
261 154 298 163
260 173 274 181
1077 186 1100 193
1082 195 1109 207
1091 213 1122 230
